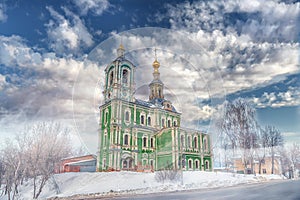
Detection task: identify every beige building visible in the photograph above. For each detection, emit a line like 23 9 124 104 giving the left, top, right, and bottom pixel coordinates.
234 156 281 175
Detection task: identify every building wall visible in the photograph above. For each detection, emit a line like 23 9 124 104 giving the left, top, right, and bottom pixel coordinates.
234 157 281 175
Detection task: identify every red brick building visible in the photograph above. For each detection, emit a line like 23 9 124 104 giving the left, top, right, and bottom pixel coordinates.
57 155 97 173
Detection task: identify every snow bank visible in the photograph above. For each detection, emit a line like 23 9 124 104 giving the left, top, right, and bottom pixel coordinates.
0 171 284 200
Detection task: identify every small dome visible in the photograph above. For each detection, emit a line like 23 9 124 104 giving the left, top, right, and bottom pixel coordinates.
152 59 160 72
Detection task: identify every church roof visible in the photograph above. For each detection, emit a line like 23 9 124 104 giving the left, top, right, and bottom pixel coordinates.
135 98 178 113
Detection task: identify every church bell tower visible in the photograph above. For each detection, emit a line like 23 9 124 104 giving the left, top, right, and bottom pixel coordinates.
103 44 136 102
149 50 164 100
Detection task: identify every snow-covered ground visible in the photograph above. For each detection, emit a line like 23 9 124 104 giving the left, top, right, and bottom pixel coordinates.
1 171 285 200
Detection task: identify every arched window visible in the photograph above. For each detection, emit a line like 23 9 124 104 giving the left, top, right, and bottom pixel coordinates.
148 116 151 126
122 69 128 84
203 138 208 151
173 120 177 127
167 120 171 127
143 137 147 147
150 137 154 148
124 134 129 145
205 160 209 170
105 111 109 123
125 111 130 121
194 136 198 149
109 71 114 86
150 160 154 167
195 160 199 169
141 115 145 125
180 135 185 148
188 160 192 169
188 136 191 148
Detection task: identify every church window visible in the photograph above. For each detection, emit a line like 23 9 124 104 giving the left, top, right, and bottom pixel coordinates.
180 135 185 148
103 159 106 168
167 120 171 127
150 160 154 167
203 137 208 151
124 134 129 145
205 160 209 170
188 136 191 148
140 115 145 125
122 69 128 84
173 120 177 127
109 71 114 86
195 160 199 169
150 137 154 148
147 116 151 126
188 159 193 169
158 89 161 97
143 137 147 148
105 111 109 123
125 111 130 122
161 118 165 127
194 136 198 149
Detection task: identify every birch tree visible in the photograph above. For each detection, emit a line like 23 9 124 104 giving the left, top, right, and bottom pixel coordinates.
264 126 284 174
216 98 259 173
19 122 71 199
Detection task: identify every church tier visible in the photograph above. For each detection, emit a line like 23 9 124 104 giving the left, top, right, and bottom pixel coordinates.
98 45 212 172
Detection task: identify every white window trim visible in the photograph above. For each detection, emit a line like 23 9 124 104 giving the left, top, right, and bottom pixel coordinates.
161 117 166 128
123 132 130 146
140 112 146 125
124 108 131 125
147 115 152 127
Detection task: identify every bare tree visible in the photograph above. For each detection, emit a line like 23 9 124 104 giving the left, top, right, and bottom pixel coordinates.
0 140 25 200
288 143 300 178
264 126 284 174
1 122 72 200
216 98 259 174
255 127 269 174
19 122 72 199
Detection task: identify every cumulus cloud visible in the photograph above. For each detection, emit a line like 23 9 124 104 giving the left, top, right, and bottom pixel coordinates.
45 6 94 55
163 0 300 42
72 0 110 16
0 3 7 22
151 0 300 109
0 35 101 152
250 86 300 108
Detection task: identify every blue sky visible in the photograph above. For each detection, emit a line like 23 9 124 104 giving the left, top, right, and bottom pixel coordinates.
0 0 299 153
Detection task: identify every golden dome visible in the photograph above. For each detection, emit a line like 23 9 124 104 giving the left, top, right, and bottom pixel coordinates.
119 43 125 50
152 59 160 70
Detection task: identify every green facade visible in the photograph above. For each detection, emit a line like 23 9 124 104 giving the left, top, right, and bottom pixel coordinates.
97 45 212 172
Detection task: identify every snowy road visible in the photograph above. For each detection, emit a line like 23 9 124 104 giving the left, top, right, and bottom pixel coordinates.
104 180 300 200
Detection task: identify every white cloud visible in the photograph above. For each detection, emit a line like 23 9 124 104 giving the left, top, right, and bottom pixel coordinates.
249 86 300 108
0 35 100 152
163 0 300 42
45 6 94 55
72 0 110 16
0 3 7 22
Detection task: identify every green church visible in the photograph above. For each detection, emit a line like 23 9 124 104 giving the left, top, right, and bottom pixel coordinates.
97 44 212 172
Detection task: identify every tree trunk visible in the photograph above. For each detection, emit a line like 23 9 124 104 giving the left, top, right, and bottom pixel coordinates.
271 146 274 174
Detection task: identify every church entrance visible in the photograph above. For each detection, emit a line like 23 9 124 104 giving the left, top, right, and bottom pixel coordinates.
122 157 134 171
